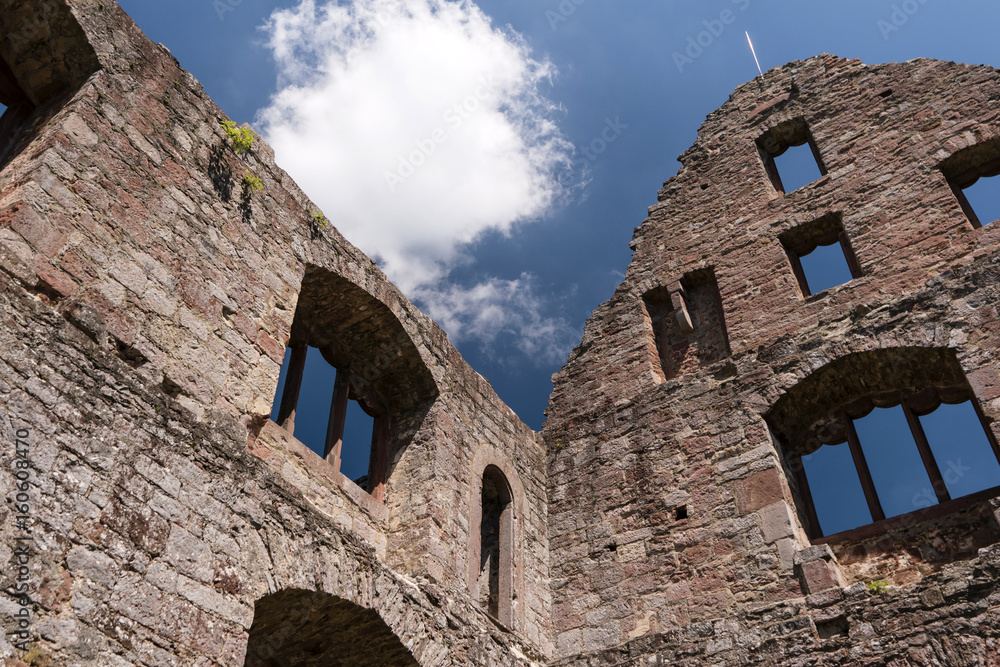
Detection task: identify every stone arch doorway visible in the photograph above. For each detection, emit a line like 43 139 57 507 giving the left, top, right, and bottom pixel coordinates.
244 589 418 666
477 465 514 625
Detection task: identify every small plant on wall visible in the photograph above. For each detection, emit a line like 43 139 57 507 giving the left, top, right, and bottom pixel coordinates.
866 580 890 596
239 170 263 224
309 210 329 230
221 119 256 155
242 170 263 192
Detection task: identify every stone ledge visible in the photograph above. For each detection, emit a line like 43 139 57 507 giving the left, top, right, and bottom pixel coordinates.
250 419 388 557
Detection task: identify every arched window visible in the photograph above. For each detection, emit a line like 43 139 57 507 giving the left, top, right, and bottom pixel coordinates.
264 265 437 502
271 343 388 499
477 465 514 625
0 2 101 168
940 137 1000 228
767 348 1000 539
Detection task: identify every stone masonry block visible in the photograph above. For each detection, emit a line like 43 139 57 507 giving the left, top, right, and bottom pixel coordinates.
734 466 786 514
795 544 847 594
759 501 796 544
798 559 846 595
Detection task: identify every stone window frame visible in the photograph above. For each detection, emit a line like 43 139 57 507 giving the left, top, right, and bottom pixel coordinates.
939 138 1000 228
467 448 526 632
790 386 1000 540
778 212 863 297
265 265 438 504
476 465 514 623
767 348 1000 543
756 117 828 195
273 341 391 502
641 267 732 381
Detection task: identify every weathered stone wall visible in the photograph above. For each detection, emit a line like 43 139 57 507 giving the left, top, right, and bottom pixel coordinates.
5 2 1000 664
544 55 1000 664
0 0 549 663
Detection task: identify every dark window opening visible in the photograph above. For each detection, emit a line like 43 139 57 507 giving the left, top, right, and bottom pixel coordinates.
643 268 731 381
270 343 389 500
940 140 1000 228
797 396 1000 539
757 118 826 194
0 57 35 168
478 466 514 625
780 213 862 297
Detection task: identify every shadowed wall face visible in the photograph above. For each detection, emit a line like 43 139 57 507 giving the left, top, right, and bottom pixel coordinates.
244 589 419 667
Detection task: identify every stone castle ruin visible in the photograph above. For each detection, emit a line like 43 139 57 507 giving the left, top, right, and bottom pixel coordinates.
2 1 1000 664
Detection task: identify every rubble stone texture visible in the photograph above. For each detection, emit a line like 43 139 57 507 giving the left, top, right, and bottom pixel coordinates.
1 2 1000 666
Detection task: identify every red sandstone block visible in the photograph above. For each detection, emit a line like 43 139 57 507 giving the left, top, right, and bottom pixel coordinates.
4 204 67 258
800 560 841 594
231 310 258 341
177 272 221 320
969 366 1000 402
256 330 285 365
32 256 78 298
59 248 99 282
734 467 787 514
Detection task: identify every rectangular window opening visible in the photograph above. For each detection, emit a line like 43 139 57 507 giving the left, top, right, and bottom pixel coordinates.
957 174 1000 228
271 345 336 456
757 119 826 195
796 240 856 296
772 142 824 193
801 441 872 537
780 214 862 297
642 268 731 381
919 400 1000 499
797 393 1000 539
643 287 681 380
343 399 375 487
854 405 936 519
270 344 387 497
940 141 1000 229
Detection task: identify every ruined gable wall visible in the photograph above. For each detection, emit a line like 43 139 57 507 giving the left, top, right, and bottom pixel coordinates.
544 56 1000 664
0 0 549 662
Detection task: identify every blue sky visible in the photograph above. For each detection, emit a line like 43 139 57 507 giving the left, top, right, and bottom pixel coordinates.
116 0 1000 482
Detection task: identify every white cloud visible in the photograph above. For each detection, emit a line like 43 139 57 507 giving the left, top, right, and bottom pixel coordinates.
413 275 579 366
257 0 577 365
